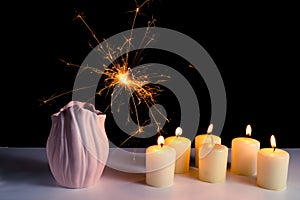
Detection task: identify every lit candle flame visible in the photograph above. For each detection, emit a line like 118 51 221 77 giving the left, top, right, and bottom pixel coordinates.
207 124 213 134
175 127 182 137
271 135 276 151
246 124 252 137
157 135 165 147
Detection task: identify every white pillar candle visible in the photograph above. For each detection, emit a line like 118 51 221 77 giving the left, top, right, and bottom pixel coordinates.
195 124 221 167
231 124 260 176
146 135 176 187
257 135 290 191
165 127 191 173
198 143 228 183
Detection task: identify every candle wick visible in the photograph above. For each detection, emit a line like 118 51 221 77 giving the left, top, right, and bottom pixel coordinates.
160 143 163 148
210 135 215 144
273 147 276 152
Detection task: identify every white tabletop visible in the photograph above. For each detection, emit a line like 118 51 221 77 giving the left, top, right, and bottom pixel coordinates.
0 147 299 200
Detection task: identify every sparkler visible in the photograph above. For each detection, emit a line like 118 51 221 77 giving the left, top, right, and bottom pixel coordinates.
42 0 170 146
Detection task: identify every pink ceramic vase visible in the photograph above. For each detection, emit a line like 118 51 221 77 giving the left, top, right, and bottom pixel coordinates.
46 101 109 188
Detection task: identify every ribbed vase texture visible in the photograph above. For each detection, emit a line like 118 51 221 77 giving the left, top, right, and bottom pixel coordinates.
46 101 109 188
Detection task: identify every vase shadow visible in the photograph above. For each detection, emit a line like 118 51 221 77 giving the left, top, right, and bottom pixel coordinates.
0 148 57 187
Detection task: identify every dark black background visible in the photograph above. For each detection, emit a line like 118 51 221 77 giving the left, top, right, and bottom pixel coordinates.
1 0 298 148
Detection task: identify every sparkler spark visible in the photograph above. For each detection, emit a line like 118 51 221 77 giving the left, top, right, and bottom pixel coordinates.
42 0 170 146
